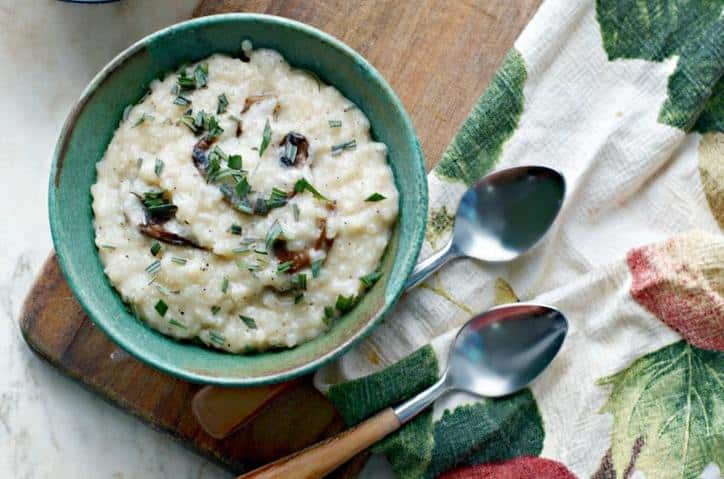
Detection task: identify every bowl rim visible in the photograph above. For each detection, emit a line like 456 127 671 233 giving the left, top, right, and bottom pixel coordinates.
49 13 428 385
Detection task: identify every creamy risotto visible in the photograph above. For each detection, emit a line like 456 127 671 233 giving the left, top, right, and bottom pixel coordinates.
91 47 398 352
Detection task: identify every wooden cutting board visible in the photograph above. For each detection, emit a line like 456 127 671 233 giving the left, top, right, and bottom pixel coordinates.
20 0 540 475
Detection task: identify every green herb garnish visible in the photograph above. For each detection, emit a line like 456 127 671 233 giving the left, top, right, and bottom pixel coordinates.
177 69 196 90
154 158 164 177
239 315 257 329
292 203 300 222
267 187 289 209
132 113 152 128
168 319 187 329
235 176 251 199
259 119 271 157
217 93 229 114
145 260 161 276
209 331 225 345
228 154 242 170
277 260 294 274
292 273 307 290
173 95 191 107
100 244 116 250
140 190 177 222
331 139 356 156
328 120 342 128
221 276 229 293
210 305 221 315
154 299 168 317
311 259 323 278
194 63 209 89
150 241 161 256
365 193 386 202
360 270 382 288
294 293 304 304
171 256 188 265
335 294 356 313
265 220 282 251
229 224 242 235
293 178 328 201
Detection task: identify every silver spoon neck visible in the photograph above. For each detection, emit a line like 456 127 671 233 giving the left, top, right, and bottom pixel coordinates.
393 371 450 424
403 239 460 291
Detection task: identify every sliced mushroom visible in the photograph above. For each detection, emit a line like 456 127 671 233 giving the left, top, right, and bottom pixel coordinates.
272 217 335 274
139 223 200 247
241 94 280 118
279 132 309 167
130 191 204 249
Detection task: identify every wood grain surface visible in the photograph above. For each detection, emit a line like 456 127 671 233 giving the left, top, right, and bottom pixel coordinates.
21 0 541 475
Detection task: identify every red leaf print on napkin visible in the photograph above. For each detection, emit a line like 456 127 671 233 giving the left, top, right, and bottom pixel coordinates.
437 456 576 479
627 231 724 351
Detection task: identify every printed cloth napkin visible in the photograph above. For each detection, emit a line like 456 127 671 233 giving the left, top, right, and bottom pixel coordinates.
314 0 724 478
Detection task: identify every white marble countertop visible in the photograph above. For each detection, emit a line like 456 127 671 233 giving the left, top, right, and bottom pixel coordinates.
0 1 232 477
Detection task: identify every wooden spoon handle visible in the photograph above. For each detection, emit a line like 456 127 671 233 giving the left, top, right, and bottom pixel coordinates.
237 408 401 479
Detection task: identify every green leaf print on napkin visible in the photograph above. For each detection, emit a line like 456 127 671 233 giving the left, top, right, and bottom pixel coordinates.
435 49 527 185
424 390 544 479
595 0 724 133
598 340 724 479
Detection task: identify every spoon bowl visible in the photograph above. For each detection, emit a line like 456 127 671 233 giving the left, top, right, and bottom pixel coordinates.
446 303 568 398
455 166 566 262
405 165 565 290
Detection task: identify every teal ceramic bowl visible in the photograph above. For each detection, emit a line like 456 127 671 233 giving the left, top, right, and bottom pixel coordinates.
49 14 427 386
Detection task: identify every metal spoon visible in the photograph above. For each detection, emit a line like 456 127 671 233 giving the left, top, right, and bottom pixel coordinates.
238 303 568 479
405 166 565 291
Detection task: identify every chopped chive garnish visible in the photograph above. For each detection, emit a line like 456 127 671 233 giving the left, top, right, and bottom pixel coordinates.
335 295 356 313
292 273 307 290
292 203 300 222
221 277 229 293
137 157 144 168
277 260 294 274
231 246 250 254
168 319 187 329
132 113 152 128
360 270 382 288
194 63 209 89
259 119 271 157
311 259 323 278
122 105 133 121
205 114 224 140
265 220 282 251
365 193 386 202
228 154 242 170
267 187 289 209
155 283 178 295
173 95 191 106
150 241 161 256
328 120 342 128
145 260 161 275
217 93 229 114
235 176 251 199
228 114 241 122
324 306 335 323
154 158 164 177
209 331 225 345
293 178 328 201
211 305 221 315
171 256 187 265
177 70 196 90
229 224 242 235
295 293 304 304
154 299 168 317
239 315 257 329
331 139 356 156
100 244 116 250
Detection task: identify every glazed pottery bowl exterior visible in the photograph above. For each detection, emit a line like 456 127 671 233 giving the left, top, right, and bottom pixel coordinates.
49 14 427 385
